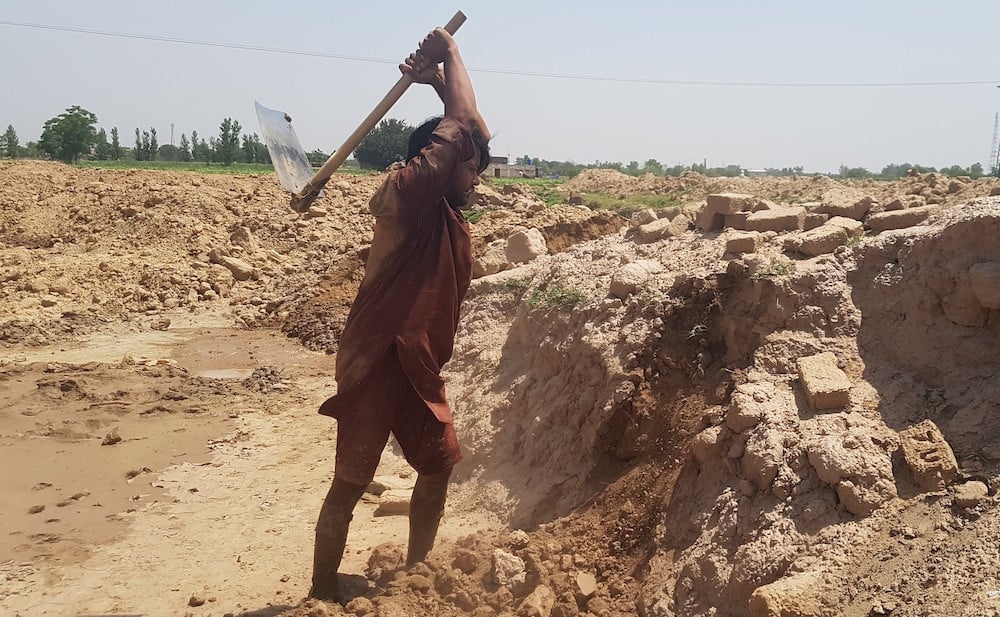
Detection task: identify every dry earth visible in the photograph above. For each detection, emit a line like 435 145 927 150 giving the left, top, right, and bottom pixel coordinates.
2 161 1000 617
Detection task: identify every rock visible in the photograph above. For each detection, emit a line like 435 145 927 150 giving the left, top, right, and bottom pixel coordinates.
726 382 775 432
637 217 683 243
630 208 658 227
784 224 848 257
374 489 410 516
229 226 260 252
806 426 897 515
211 253 254 282
899 420 959 491
492 549 526 587
406 574 433 593
575 572 597 598
969 262 1000 309
691 425 724 465
151 318 171 331
742 423 783 489
745 207 806 233
884 195 925 210
102 428 122 446
953 481 989 508
609 259 663 300
518 585 555 617
991 186 1000 197
40 294 59 308
796 352 851 410
188 595 206 607
864 206 936 233
453 549 479 574
748 572 833 617
474 239 510 278
509 529 530 550
506 228 548 264
28 505 45 514
345 596 374 615
726 231 760 254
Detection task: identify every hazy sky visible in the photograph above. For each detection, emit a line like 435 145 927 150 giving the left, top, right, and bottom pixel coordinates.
2 1 999 173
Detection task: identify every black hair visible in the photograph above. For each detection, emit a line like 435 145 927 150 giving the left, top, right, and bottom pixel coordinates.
408 116 491 174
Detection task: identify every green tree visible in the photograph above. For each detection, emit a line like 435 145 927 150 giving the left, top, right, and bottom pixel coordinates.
641 159 663 175
157 144 180 161
307 149 329 166
354 118 412 170
38 106 98 163
216 117 241 166
625 160 640 175
179 133 192 162
110 127 123 160
148 127 158 160
2 125 19 158
134 128 143 160
94 128 111 160
241 132 266 163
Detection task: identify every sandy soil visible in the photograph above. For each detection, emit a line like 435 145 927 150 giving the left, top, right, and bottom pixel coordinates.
2 160 1000 617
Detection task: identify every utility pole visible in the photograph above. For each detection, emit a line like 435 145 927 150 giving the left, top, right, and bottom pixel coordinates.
170 123 175 146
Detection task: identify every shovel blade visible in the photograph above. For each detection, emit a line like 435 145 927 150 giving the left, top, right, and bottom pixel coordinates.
255 101 315 194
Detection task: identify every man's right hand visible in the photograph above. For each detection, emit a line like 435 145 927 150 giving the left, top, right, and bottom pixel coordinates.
417 28 457 64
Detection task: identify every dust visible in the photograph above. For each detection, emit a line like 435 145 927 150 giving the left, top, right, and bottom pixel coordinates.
2 160 1000 617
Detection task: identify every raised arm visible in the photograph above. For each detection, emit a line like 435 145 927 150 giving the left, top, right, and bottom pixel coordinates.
400 29 490 140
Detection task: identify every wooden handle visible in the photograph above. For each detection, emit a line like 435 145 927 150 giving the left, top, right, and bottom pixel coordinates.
291 11 466 211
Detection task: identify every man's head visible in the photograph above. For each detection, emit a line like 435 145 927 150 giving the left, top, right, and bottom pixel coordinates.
408 116 490 209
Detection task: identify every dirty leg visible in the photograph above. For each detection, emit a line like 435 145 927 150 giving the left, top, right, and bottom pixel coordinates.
406 466 453 565
310 477 366 602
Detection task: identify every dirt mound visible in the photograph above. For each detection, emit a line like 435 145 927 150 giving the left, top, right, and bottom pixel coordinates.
5 161 1000 617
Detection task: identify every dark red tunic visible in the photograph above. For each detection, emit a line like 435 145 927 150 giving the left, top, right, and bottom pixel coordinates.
319 118 476 424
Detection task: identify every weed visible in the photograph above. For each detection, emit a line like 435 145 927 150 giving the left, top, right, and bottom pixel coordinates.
580 192 682 216
464 210 487 224
751 257 798 281
527 286 588 310
483 277 530 298
844 234 862 247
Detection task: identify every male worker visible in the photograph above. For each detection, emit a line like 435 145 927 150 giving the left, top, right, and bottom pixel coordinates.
309 27 490 602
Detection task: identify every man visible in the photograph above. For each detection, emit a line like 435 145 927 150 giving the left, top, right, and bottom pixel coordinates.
309 28 490 602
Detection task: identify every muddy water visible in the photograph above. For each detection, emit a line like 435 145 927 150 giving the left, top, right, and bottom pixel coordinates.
0 323 331 568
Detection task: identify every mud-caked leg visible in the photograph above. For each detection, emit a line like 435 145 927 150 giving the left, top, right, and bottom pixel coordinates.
310 477 366 602
406 466 453 565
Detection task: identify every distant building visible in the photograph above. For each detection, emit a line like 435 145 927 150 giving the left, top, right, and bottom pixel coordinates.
743 169 768 178
484 155 538 179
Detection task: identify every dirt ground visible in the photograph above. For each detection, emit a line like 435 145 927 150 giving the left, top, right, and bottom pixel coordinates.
2 160 1000 617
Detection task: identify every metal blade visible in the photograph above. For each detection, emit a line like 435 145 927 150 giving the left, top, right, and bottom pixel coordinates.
255 101 315 194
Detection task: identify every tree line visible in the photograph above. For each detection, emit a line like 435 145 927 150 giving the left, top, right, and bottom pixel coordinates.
2 107 996 179
0 106 269 166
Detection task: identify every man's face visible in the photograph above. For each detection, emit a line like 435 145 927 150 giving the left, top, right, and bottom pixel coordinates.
446 154 481 210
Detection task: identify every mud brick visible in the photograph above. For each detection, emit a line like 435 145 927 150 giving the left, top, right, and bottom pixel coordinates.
724 212 750 230
726 231 759 254
745 207 806 233
795 352 850 410
706 193 758 214
826 216 863 238
803 212 829 230
899 420 959 492
864 206 937 233
785 225 847 257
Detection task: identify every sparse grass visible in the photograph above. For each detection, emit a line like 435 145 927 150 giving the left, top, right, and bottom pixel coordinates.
490 177 565 207
579 192 683 216
482 277 531 297
751 257 798 281
481 277 586 310
464 210 487 224
844 234 862 247
527 285 588 310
